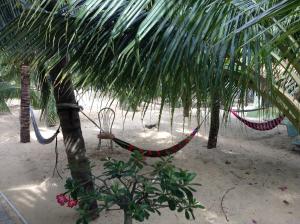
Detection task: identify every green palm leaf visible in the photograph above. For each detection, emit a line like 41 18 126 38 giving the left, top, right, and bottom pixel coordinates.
0 0 299 127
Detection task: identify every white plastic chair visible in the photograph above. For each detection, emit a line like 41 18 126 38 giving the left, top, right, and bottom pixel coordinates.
97 107 115 150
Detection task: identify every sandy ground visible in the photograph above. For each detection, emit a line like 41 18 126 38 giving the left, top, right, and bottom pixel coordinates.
0 99 300 224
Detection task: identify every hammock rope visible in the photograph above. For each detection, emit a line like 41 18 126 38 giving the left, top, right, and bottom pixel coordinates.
30 107 60 144
230 109 285 131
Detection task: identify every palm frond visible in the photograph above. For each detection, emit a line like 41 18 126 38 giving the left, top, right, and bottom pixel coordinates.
0 0 299 127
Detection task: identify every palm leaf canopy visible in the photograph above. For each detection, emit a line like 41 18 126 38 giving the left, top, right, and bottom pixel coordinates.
0 0 299 127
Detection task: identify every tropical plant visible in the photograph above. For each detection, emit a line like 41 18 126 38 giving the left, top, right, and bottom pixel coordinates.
1 1 299 124
58 152 204 224
1 0 300 217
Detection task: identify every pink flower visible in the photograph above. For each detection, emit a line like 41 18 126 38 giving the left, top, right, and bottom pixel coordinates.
56 194 68 206
67 199 78 208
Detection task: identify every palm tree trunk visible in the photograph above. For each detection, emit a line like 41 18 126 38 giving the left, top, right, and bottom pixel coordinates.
207 91 220 149
182 90 192 118
183 100 191 118
20 65 30 143
50 58 98 219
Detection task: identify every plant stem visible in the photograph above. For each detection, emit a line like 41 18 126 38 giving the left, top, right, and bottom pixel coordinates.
124 210 133 224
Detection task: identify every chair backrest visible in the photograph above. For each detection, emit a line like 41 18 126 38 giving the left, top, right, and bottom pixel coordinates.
98 107 115 133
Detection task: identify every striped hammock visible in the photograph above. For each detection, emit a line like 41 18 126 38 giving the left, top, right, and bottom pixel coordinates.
112 127 200 157
230 109 284 131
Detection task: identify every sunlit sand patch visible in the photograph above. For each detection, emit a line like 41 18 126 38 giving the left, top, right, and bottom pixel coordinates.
7 178 57 203
138 130 172 139
201 209 220 224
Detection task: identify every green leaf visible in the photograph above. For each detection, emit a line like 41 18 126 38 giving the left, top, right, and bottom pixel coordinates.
182 188 194 204
155 209 161 216
186 172 196 182
70 191 78 200
167 199 176 211
177 207 184 212
158 195 168 203
185 210 190 220
173 189 185 198
196 203 205 209
189 208 195 220
187 186 197 192
65 178 75 190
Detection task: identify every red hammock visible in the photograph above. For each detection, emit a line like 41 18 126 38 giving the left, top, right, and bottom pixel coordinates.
230 109 285 131
112 127 200 157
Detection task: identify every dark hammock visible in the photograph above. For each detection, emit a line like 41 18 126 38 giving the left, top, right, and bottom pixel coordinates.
230 109 285 131
30 108 60 144
112 126 200 157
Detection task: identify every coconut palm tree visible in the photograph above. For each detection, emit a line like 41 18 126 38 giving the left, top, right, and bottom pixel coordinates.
1 0 300 217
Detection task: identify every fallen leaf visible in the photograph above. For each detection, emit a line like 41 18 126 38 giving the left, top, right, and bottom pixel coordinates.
283 200 289 205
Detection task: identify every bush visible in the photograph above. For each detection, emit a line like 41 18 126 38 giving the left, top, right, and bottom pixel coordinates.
57 151 204 224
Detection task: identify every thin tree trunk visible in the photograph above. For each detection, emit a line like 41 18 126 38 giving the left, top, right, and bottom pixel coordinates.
50 58 98 219
20 65 30 143
207 91 220 149
124 210 133 224
183 102 190 118
182 90 191 118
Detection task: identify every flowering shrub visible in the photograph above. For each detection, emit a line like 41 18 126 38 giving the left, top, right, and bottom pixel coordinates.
57 151 204 224
56 194 78 208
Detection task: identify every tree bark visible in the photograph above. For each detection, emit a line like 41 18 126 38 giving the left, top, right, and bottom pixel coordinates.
207 91 220 149
183 102 191 118
50 58 98 219
124 210 133 224
20 65 30 143
182 90 192 118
